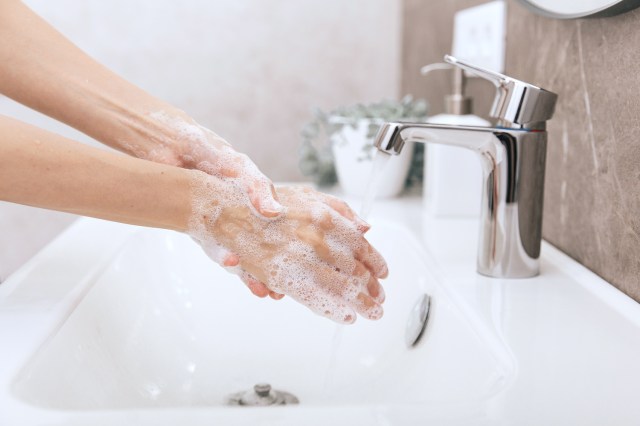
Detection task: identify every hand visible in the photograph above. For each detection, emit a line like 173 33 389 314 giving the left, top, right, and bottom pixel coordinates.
188 176 388 324
137 111 283 218
140 113 288 299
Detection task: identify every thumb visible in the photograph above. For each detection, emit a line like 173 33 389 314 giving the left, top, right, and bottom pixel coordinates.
248 178 284 218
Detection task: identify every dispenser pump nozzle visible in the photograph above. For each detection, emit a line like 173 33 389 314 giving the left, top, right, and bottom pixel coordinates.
446 67 472 115
420 63 472 116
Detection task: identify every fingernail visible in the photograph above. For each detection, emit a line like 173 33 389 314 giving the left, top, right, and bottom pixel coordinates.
248 281 269 298
261 201 285 217
367 279 379 298
356 218 371 233
262 208 283 218
223 253 240 267
378 263 389 279
269 292 285 300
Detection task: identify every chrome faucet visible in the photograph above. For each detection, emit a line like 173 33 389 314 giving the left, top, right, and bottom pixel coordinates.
374 55 558 278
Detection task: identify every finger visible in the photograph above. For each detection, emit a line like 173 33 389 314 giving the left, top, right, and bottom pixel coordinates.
223 253 240 267
367 274 385 304
203 149 284 218
356 240 389 279
218 165 239 178
306 294 357 324
324 303 357 324
351 292 384 320
247 177 284 218
295 222 372 278
227 152 283 218
195 159 239 178
200 241 237 266
269 291 285 300
248 281 270 298
239 271 270 298
277 263 358 324
319 193 370 233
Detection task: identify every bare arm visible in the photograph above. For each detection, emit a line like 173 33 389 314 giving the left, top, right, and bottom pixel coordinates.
0 0 181 160
0 115 192 231
0 1 388 319
0 0 282 217
0 115 387 323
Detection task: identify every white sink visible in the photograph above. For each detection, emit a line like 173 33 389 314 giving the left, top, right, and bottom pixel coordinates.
2 195 640 425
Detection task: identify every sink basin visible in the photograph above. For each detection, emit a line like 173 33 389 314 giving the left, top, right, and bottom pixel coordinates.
2 195 640 425
10 222 508 411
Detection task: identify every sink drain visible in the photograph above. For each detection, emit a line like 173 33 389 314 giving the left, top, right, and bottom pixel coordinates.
226 383 300 406
405 293 431 348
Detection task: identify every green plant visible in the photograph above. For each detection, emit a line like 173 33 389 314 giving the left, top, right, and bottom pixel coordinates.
298 95 428 186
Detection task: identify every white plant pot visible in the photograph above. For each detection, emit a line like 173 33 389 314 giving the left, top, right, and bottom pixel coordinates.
331 118 414 198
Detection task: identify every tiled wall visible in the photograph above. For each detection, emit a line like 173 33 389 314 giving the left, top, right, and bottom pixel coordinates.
402 0 640 302
506 2 640 301
401 0 494 120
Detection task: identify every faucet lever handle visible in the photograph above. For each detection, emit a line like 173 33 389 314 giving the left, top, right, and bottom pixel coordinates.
444 54 557 129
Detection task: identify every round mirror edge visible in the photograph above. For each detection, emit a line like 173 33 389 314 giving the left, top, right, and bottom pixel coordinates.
516 0 640 19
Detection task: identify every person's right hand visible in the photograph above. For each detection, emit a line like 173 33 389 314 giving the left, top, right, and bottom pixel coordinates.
140 112 284 219
132 113 290 299
188 174 388 324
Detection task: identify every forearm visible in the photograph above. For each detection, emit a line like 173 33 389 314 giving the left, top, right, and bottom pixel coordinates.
0 0 187 162
0 1 282 217
0 115 194 231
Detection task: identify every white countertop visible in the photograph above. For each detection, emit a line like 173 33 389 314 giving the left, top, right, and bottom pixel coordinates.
1 192 639 425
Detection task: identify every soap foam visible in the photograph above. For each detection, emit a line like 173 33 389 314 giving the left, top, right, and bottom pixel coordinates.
186 174 385 323
148 111 282 215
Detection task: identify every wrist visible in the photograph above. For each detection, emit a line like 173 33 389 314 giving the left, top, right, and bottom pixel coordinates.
119 109 228 171
111 108 190 167
185 169 223 235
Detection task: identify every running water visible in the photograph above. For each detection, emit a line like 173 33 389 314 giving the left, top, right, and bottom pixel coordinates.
324 151 392 396
323 325 344 394
360 151 393 219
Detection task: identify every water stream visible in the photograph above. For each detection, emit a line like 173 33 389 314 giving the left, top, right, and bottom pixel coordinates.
322 325 344 395
323 150 393 396
360 151 392 220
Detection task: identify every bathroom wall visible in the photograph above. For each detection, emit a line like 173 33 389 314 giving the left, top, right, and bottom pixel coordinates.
402 0 640 302
0 0 401 282
506 2 640 301
401 0 494 120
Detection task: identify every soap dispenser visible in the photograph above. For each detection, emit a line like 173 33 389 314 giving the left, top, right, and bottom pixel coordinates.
421 63 490 217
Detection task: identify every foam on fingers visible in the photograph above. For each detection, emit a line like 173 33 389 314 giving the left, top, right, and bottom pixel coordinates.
367 275 385 303
269 291 285 300
319 192 370 232
187 176 387 323
353 292 384 320
357 240 389 279
300 292 357 324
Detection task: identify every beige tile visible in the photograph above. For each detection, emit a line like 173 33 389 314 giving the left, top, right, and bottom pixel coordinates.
401 0 495 120
506 2 640 301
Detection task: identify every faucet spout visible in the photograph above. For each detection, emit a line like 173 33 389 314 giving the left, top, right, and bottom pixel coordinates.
374 122 547 278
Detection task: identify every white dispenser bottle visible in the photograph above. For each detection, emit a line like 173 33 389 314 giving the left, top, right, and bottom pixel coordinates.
421 64 490 217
